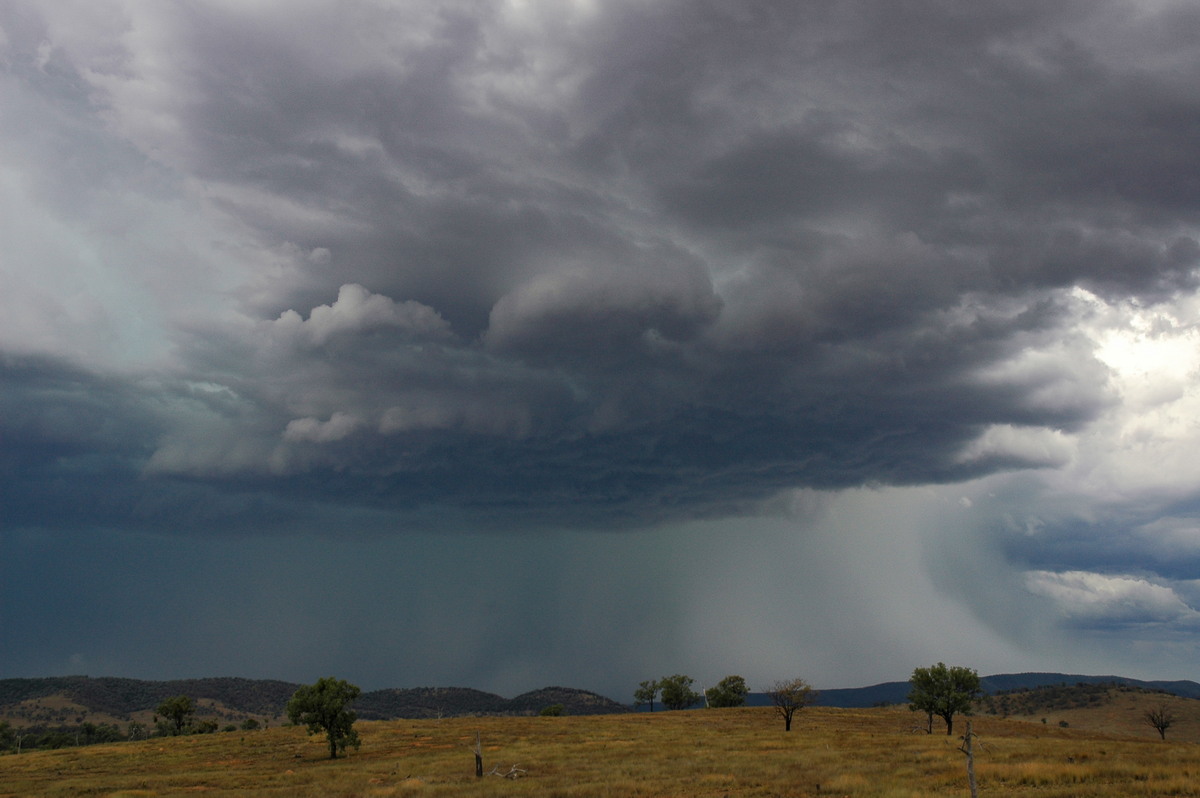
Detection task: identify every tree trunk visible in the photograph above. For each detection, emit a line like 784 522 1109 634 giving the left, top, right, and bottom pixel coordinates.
944 715 954 736
784 711 793 732
329 733 338 759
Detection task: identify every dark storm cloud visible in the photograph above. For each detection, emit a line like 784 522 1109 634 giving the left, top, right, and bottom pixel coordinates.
3 0 1199 534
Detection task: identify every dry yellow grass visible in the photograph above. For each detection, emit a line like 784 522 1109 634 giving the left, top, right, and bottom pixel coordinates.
998 688 1200 743
1 706 1198 797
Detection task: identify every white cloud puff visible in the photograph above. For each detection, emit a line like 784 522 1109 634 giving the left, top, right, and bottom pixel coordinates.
273 284 453 346
1024 570 1200 627
956 424 1075 468
283 411 363 443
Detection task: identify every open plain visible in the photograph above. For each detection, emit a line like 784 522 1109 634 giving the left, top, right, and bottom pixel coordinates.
3 703 1199 797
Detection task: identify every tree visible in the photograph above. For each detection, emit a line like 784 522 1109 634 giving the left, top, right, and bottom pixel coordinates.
156 695 195 736
659 674 702 710
193 719 219 734
907 662 981 736
634 679 660 712
766 678 816 731
707 675 749 708
286 677 362 759
1145 705 1175 740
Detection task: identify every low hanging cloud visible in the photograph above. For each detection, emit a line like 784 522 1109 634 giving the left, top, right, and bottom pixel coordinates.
1024 570 1200 629
955 424 1076 470
283 411 364 444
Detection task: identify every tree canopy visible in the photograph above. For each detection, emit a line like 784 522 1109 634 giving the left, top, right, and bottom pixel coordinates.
907 662 981 736
633 680 659 712
659 674 702 710
156 695 195 736
707 675 749 708
286 677 361 759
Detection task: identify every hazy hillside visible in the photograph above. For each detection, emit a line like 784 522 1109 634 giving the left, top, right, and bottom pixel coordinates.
355 687 509 719
355 685 625 719
806 672 1200 708
0 677 626 728
4 672 1197 728
981 682 1200 742
0 677 299 727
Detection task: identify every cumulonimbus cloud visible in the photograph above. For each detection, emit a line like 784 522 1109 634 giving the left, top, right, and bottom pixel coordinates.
2 0 1199 536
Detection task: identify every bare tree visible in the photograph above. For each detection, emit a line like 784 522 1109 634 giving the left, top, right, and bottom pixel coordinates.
765 679 817 731
1145 705 1176 740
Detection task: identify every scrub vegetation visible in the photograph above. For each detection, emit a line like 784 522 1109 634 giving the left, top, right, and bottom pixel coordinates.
3 703 1200 797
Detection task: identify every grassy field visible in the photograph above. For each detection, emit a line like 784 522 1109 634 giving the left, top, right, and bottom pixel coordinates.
997 687 1200 743
2 705 1199 797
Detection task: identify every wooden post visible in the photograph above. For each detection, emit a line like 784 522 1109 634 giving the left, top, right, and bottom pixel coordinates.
474 732 483 778
960 720 978 798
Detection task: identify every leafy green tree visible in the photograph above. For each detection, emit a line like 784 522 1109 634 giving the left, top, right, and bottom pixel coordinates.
633 679 660 712
194 718 219 734
156 695 195 736
240 718 261 731
539 703 565 716
766 678 816 731
659 674 702 710
707 675 749 708
907 662 981 736
286 677 362 759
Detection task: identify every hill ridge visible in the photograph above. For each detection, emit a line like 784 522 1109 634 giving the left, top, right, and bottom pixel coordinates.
3 671 1197 721
0 676 627 724
806 672 1200 708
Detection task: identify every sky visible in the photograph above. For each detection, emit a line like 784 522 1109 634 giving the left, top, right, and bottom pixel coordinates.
3 0 1200 702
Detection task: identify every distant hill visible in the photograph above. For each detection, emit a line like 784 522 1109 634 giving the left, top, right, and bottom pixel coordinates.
355 685 625 719
0 676 299 726
982 680 1175 717
980 682 1200 742
803 672 1200 708
5 672 1198 728
737 672 1200 709
0 677 627 728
